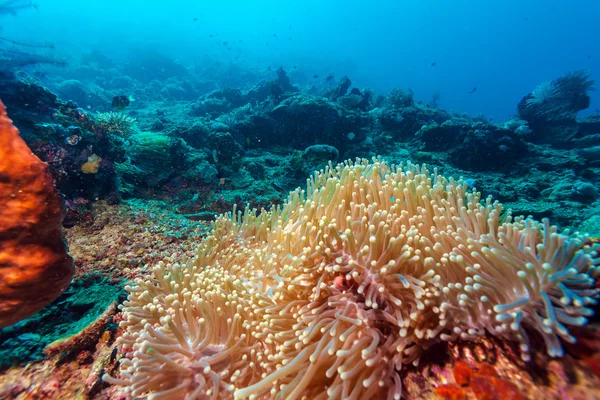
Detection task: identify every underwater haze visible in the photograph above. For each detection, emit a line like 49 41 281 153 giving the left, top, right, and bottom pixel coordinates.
2 0 599 120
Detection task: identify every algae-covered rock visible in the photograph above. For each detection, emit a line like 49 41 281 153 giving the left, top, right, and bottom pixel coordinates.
0 277 123 367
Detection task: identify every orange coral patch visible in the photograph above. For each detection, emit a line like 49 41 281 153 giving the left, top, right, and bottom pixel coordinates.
470 375 499 400
475 363 498 378
434 383 467 400
491 377 526 400
0 100 73 327
453 360 472 386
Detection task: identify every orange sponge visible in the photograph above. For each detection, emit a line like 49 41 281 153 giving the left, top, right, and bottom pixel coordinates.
0 100 73 327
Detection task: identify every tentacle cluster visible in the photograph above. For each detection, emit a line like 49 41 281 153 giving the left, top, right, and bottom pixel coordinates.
105 159 599 399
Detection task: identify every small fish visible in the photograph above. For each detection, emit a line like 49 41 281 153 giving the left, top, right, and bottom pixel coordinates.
292 65 297 69
273 34 277 37
346 132 356 141
272 181 286 194
431 61 437 67
65 135 81 145
223 41 228 46
209 34 214 37
325 75 334 81
313 74 319 78
193 18 198 22
469 87 477 94
111 95 134 110
268 66 272 71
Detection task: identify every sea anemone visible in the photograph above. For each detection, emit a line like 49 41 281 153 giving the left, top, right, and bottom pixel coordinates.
104 159 599 399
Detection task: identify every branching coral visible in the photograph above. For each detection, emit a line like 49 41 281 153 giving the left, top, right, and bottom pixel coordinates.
105 159 599 399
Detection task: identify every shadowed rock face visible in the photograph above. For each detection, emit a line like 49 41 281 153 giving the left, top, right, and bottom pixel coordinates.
0 100 73 328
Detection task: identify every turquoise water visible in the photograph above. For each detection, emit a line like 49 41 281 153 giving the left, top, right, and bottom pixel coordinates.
1 0 598 120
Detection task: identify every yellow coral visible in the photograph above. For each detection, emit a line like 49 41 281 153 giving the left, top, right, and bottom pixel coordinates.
81 154 102 174
105 159 599 399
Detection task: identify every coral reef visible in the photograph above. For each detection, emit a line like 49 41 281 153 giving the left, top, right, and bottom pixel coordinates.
1 51 599 399
105 159 598 399
2 67 598 234
402 332 600 399
0 190 597 399
416 118 526 171
0 199 213 398
64 199 212 280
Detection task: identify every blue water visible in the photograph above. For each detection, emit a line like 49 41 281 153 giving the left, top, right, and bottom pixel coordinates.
2 0 598 121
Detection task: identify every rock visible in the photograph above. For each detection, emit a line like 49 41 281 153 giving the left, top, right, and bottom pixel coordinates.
579 146 600 162
572 181 598 201
301 144 339 176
